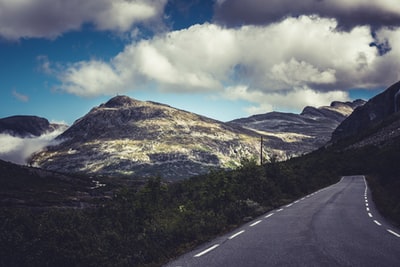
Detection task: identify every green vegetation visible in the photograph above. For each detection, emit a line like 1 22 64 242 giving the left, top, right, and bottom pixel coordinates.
1 133 399 266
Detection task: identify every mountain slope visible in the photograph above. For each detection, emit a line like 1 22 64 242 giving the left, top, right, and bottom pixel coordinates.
331 81 400 144
229 100 365 157
31 96 263 180
0 115 66 137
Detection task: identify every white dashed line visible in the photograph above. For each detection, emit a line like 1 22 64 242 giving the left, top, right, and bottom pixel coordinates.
276 208 283 212
374 220 382 226
229 230 245 240
250 220 262 227
194 244 220 257
366 207 370 212
286 203 293 208
387 229 400 238
368 212 373 218
265 213 274 218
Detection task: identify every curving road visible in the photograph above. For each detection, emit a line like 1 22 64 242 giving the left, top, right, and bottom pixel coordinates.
166 176 400 267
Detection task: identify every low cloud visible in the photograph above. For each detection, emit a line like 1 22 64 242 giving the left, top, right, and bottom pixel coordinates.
53 16 400 110
0 0 167 40
214 0 400 30
0 129 64 165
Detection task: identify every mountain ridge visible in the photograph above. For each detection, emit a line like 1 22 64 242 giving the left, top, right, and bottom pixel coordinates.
229 99 365 157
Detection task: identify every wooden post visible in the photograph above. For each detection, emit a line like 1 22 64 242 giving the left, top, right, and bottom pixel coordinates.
260 135 263 165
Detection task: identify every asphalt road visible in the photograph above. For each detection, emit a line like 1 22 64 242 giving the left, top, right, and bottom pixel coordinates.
165 176 400 267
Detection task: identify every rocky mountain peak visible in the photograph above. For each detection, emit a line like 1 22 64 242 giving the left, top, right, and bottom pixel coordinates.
31 96 262 179
102 95 141 109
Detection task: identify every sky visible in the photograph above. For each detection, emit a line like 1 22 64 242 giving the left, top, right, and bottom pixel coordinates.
1 0 400 126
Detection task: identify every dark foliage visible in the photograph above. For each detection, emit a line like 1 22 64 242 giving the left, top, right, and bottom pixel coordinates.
1 136 399 266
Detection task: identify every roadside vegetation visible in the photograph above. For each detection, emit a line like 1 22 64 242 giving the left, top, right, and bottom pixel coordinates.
1 135 399 266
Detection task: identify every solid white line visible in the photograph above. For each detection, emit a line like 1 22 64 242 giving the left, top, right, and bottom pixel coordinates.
387 229 400 238
229 230 245 240
374 220 382 226
368 212 373 218
250 220 262 227
265 213 274 218
194 244 220 257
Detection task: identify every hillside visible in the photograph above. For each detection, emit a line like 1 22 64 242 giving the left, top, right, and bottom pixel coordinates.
0 159 104 208
0 115 66 137
331 81 400 144
229 100 365 157
30 96 264 180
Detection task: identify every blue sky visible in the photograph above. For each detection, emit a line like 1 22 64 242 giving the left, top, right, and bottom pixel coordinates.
1 0 399 125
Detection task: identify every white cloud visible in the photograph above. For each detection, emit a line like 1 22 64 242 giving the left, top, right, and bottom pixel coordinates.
54 16 400 110
0 0 167 40
223 85 350 115
12 89 29 102
0 129 65 165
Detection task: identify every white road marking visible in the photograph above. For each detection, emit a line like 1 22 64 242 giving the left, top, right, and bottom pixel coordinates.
374 220 382 226
387 229 400 238
276 208 283 212
194 244 220 257
366 207 370 212
366 203 369 207
229 230 245 240
286 203 293 208
250 220 262 227
265 213 274 218
368 212 373 218
294 200 299 204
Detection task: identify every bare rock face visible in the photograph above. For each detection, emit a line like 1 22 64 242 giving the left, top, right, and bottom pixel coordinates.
229 100 365 157
31 96 263 180
331 81 400 143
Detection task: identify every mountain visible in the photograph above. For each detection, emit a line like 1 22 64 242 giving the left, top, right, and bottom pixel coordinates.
30 96 264 180
0 115 67 137
331 81 400 147
229 100 365 157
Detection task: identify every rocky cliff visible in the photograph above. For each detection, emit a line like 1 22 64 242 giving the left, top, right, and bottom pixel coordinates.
331 81 400 143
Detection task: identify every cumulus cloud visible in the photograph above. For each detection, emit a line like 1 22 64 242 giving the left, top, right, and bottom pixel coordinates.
0 129 64 165
54 16 400 103
0 0 167 40
214 0 400 30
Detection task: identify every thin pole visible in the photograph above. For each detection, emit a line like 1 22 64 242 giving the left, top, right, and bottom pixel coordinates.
260 136 263 165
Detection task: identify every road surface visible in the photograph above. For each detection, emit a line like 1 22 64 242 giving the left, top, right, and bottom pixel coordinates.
166 176 400 266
